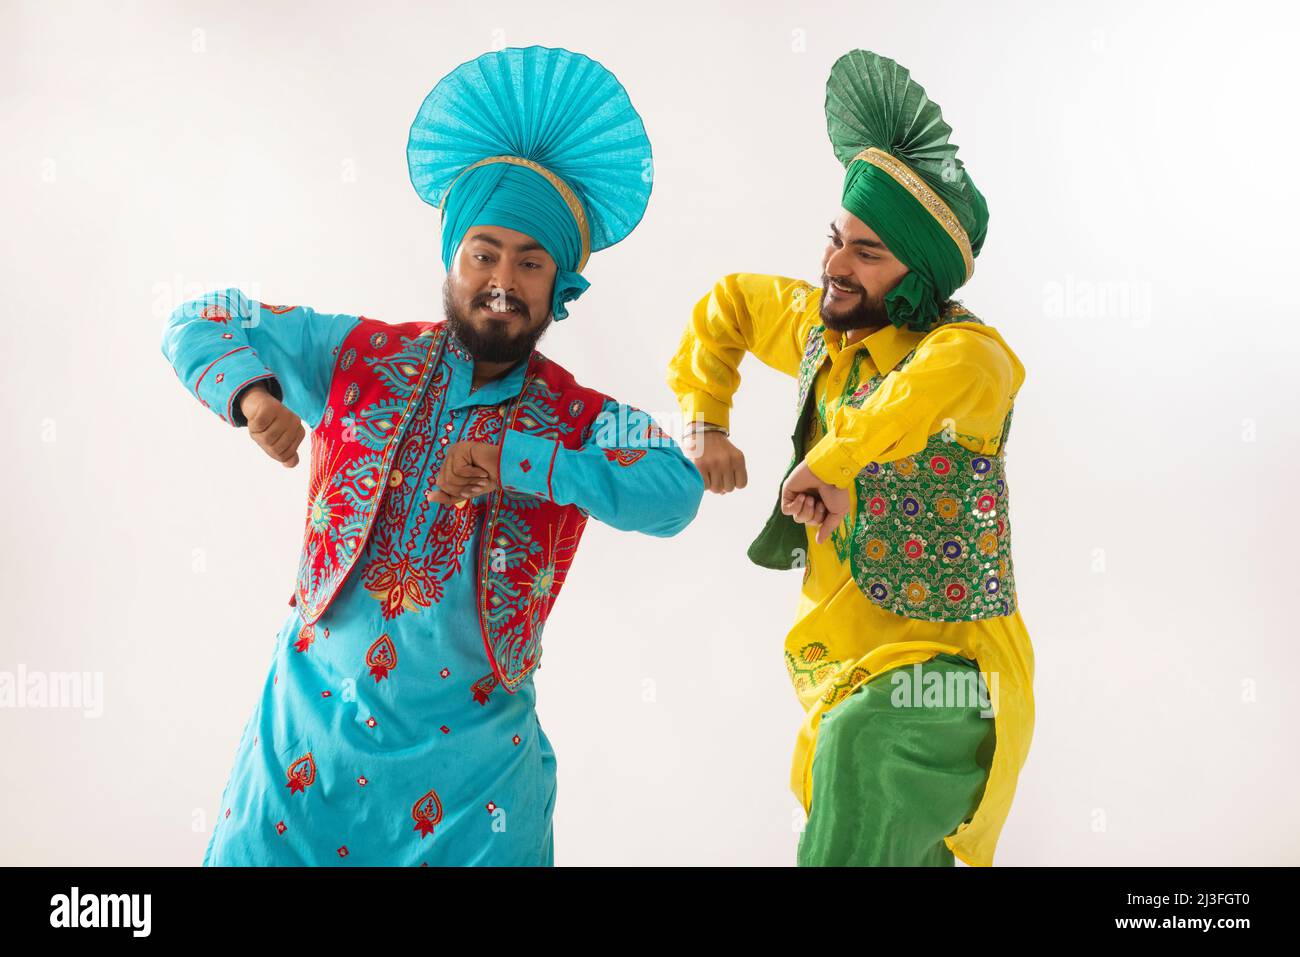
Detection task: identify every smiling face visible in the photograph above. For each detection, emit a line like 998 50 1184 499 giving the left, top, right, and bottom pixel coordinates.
819 209 910 333
442 224 557 362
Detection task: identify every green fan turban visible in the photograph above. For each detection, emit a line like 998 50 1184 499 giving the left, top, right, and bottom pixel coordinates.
827 50 990 332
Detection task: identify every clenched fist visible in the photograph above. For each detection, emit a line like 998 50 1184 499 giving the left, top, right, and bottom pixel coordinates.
427 441 502 508
683 429 748 494
239 383 304 468
780 460 850 545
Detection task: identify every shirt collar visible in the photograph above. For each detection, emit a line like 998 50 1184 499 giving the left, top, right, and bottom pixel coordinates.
444 328 530 409
825 322 926 375
864 323 926 375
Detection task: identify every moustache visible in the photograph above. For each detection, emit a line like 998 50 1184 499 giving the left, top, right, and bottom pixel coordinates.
473 293 530 320
822 274 864 295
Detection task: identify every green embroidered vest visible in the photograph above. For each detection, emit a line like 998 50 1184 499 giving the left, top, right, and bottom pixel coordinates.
747 303 1017 622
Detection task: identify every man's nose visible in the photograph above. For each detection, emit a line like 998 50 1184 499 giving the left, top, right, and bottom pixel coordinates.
825 245 854 277
488 264 517 294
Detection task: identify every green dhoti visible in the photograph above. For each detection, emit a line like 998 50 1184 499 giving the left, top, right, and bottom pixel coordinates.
797 654 996 867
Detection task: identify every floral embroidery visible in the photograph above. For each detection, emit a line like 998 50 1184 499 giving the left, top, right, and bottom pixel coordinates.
603 448 647 466
784 642 842 695
294 325 442 624
365 633 397 681
820 665 873 707
798 304 1019 622
412 788 443 839
471 673 497 705
292 321 612 703
285 752 317 794
360 376 485 618
474 372 604 692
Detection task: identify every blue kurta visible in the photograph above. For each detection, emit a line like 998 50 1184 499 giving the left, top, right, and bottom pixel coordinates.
162 292 703 866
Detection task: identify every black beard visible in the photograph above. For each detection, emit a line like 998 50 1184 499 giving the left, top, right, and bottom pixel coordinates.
442 282 552 363
819 275 890 332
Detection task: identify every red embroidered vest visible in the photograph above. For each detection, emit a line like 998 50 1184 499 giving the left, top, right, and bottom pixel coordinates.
290 318 608 693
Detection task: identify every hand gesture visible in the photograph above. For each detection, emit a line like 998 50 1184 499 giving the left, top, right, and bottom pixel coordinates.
240 383 305 468
684 429 748 494
780 460 850 545
426 441 502 508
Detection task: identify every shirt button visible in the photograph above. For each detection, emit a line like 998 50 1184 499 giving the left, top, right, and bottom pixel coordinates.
389 469 403 488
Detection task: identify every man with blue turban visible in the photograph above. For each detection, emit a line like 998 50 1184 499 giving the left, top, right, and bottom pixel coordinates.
667 50 1036 866
163 46 703 866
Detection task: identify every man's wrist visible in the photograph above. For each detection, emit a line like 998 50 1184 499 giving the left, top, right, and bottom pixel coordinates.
684 420 729 438
238 382 268 414
234 378 282 427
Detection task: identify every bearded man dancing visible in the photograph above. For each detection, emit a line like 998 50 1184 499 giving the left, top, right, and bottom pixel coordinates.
164 46 703 866
667 50 1034 866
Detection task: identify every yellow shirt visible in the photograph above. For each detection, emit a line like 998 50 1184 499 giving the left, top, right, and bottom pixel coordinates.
667 273 1035 866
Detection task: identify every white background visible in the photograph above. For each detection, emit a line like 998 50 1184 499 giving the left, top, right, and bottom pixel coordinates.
2 0 1297 865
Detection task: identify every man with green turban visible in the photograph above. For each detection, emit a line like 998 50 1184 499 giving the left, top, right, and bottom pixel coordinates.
667 50 1035 866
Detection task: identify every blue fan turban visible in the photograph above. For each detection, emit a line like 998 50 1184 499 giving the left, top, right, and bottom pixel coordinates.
408 46 653 324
